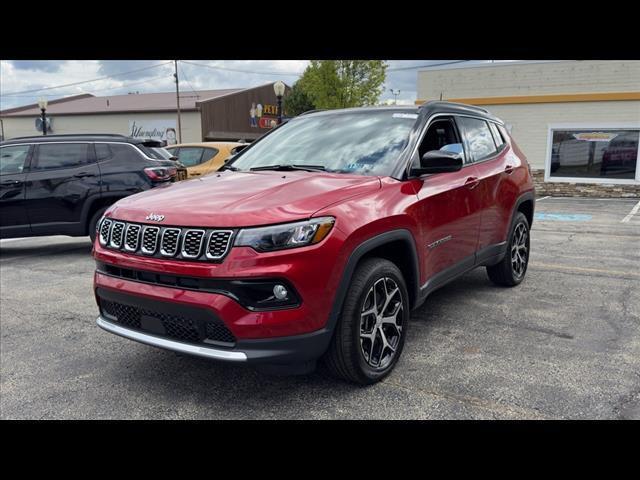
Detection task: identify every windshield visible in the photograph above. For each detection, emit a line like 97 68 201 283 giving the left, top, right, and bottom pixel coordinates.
229 110 418 176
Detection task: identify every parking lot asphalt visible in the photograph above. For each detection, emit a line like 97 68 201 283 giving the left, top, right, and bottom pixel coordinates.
1 197 639 420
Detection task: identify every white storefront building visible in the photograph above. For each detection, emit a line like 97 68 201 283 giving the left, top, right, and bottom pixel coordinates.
417 60 640 197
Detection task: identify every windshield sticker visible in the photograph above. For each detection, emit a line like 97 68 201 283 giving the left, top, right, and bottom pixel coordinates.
392 113 418 119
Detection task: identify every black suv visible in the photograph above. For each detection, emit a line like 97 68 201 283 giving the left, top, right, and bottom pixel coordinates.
0 134 180 242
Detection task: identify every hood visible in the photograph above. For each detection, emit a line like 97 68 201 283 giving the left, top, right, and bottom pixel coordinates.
108 170 381 227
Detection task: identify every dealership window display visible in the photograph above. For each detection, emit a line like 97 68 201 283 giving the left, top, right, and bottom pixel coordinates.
546 125 640 184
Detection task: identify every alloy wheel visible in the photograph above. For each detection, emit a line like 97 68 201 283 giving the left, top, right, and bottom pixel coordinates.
511 222 529 278
359 277 404 370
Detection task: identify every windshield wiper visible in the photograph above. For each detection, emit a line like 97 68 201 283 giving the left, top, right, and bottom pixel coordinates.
219 164 239 171
249 164 326 172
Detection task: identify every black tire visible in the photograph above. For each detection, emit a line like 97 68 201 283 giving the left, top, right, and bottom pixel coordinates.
486 211 530 287
323 257 409 385
88 207 108 243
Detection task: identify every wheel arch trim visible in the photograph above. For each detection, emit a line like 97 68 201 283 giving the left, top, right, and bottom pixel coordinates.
326 229 420 333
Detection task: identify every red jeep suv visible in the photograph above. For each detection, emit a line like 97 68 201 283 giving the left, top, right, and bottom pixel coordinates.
93 102 535 384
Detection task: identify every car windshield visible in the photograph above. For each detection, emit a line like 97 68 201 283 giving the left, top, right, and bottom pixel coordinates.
229 110 418 176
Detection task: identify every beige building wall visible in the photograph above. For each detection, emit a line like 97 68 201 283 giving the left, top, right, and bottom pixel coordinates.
417 60 640 100
416 61 640 171
1 111 202 143
468 101 640 170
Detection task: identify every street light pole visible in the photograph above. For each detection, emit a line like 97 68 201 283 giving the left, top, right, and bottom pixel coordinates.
273 80 286 125
389 88 401 105
38 97 48 136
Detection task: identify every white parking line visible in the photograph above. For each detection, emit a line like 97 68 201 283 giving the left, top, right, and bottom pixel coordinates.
621 200 640 223
536 196 550 202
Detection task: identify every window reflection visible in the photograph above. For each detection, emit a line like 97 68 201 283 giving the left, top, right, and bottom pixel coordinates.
549 129 639 180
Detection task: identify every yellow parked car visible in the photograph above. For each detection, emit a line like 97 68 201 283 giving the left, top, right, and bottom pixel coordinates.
166 142 244 178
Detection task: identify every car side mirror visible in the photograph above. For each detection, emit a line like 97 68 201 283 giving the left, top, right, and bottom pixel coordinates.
412 150 463 176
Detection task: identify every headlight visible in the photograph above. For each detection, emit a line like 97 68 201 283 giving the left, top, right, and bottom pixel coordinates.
234 217 335 252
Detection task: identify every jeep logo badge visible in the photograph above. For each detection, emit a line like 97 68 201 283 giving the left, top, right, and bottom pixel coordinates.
145 213 165 222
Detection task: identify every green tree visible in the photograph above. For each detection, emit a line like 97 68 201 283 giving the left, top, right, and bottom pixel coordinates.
296 60 387 110
283 81 317 116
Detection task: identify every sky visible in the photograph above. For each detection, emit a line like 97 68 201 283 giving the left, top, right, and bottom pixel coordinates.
0 60 493 111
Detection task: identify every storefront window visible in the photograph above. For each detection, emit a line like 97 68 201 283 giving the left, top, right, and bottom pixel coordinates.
548 128 639 182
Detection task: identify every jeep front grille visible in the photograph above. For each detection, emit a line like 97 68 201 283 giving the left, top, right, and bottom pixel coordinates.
98 219 234 262
109 222 125 248
141 226 160 254
160 228 181 256
182 230 205 258
206 230 233 259
99 218 113 246
124 224 141 252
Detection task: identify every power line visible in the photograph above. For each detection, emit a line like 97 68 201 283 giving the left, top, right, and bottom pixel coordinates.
1 61 173 96
178 62 198 96
0 74 173 99
387 60 470 72
181 60 304 76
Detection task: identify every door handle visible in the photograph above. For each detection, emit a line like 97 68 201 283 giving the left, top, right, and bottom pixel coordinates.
191 172 202 176
464 176 480 190
73 172 95 178
1 180 22 186
504 165 515 175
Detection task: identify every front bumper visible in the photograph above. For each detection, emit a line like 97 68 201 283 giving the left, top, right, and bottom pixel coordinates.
96 315 333 365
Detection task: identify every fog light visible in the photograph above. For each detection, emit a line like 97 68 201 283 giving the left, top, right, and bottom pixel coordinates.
273 284 288 300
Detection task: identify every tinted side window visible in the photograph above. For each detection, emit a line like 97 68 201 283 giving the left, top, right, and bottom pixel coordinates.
177 147 205 167
109 143 139 161
0 145 30 175
416 118 465 167
33 143 89 171
488 122 505 148
458 117 498 163
202 147 220 161
95 143 113 161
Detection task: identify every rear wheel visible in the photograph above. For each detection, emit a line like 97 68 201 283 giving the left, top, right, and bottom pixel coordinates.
324 258 409 385
486 211 530 286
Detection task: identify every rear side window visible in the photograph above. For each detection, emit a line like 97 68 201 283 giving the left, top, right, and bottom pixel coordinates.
202 147 220 162
95 143 113 161
0 145 31 175
457 117 498 163
177 147 205 167
32 143 89 171
488 122 505 148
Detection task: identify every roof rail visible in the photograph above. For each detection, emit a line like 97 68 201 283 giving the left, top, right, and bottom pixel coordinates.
419 100 490 114
9 133 130 140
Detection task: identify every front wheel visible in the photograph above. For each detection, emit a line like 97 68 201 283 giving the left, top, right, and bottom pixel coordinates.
486 211 530 286
323 258 409 385
88 207 108 244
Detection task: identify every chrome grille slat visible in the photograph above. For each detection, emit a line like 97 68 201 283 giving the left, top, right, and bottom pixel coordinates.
100 220 233 261
124 224 141 252
160 228 181 257
141 226 160 254
182 230 205 258
99 218 113 246
206 230 233 259
109 221 125 248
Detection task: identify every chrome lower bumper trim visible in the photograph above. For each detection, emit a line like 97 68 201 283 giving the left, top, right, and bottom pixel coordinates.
97 315 247 361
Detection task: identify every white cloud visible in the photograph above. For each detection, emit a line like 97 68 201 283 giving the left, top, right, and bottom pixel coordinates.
1 60 487 111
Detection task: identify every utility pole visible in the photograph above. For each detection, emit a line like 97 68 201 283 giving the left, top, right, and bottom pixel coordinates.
174 60 182 144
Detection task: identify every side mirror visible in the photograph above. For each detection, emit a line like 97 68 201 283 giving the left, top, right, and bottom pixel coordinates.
412 150 463 176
